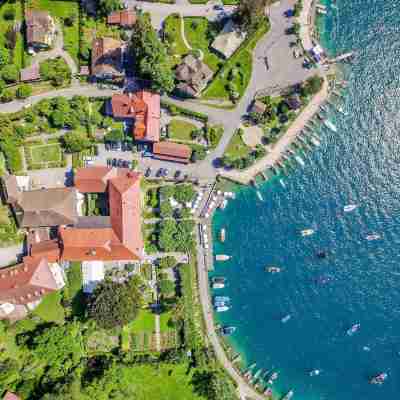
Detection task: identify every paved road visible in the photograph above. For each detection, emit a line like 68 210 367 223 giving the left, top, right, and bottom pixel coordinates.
125 0 236 30
195 224 266 400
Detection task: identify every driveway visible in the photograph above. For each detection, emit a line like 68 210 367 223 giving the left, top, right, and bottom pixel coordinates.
125 0 236 30
92 144 134 167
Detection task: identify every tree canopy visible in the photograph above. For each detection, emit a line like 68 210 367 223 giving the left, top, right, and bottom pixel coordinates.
130 15 175 93
97 0 122 17
62 131 92 153
88 278 143 329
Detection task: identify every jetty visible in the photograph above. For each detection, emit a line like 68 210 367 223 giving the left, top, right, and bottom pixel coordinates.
325 52 355 64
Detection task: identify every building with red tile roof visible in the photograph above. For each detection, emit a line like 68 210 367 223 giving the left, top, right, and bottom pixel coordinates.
111 91 160 143
0 256 65 320
91 37 123 80
107 9 136 28
153 141 192 164
3 392 21 400
59 167 143 261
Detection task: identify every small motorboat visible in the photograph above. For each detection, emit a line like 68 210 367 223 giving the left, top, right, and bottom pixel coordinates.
211 277 226 289
267 371 278 385
216 254 231 261
264 387 273 397
282 390 294 400
215 305 230 312
309 369 321 376
366 234 381 241
344 204 357 212
370 372 387 385
221 326 236 336
220 228 226 242
256 191 264 201
316 251 327 259
347 323 360 336
324 119 337 132
295 156 305 167
266 266 281 273
214 296 230 303
301 229 315 237
281 314 291 323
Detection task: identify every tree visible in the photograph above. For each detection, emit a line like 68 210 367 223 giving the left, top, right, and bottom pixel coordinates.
159 185 175 199
16 84 32 99
236 0 269 31
3 8 15 20
2 64 18 83
25 322 85 381
62 131 92 153
303 75 323 96
97 0 122 17
159 200 173 218
104 128 124 142
158 255 177 269
131 15 175 93
0 46 9 66
1 88 14 103
174 184 196 203
88 279 142 329
50 110 66 128
40 57 71 86
159 279 175 297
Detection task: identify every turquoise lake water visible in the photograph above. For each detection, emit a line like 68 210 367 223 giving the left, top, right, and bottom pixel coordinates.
211 0 400 399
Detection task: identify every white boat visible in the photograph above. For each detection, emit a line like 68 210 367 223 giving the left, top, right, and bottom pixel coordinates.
338 106 347 115
370 372 387 385
212 282 225 289
282 390 294 400
216 254 231 261
309 369 321 376
366 234 380 241
220 228 226 242
324 119 337 132
281 314 291 323
280 179 286 188
310 137 320 146
256 191 264 201
219 199 228 210
215 305 229 312
344 204 357 212
301 229 315 237
347 323 360 336
295 156 305 167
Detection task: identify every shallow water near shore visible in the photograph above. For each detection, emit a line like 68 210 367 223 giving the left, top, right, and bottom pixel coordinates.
211 0 400 398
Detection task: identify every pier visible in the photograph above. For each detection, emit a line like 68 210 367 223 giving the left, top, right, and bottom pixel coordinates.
325 52 355 64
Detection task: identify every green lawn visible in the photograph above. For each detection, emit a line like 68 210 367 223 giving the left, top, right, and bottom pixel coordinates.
224 130 251 159
0 205 23 248
160 311 174 333
66 261 85 317
29 143 62 163
27 0 80 64
202 22 269 100
105 363 204 400
127 309 155 333
0 1 24 69
164 14 189 65
183 17 224 72
33 291 65 324
168 119 198 141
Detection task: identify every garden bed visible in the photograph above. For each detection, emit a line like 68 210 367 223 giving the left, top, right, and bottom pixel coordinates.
167 119 198 141
24 141 66 169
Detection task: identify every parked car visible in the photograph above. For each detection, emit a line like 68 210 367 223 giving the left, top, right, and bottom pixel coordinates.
174 170 181 179
117 159 124 167
145 167 152 177
156 168 164 177
112 158 118 167
163 169 169 177
142 151 153 158
213 4 223 10
107 158 112 166
105 142 110 151
122 160 130 168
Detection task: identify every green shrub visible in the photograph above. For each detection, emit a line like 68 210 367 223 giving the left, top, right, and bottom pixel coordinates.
2 64 18 83
16 84 32 99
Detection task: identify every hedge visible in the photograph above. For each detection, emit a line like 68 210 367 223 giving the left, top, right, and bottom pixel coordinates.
161 100 208 123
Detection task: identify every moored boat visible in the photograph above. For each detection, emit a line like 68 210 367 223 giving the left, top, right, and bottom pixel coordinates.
266 266 281 273
281 390 294 400
370 372 387 385
347 323 360 336
220 228 226 242
221 326 236 336
324 119 337 132
301 229 315 237
215 305 230 312
281 314 291 323
211 277 226 289
366 234 380 241
216 254 231 261
267 371 278 385
344 204 357 212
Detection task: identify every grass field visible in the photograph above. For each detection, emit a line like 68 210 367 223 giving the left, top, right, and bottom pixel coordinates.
0 1 24 69
168 119 198 141
29 143 62 164
33 291 65 324
202 23 269 100
66 261 85 317
114 363 204 400
127 309 156 333
160 311 174 332
164 14 188 65
27 0 80 64
183 17 224 72
224 130 251 159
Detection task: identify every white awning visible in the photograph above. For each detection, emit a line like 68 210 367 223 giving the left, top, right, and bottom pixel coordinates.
82 261 105 294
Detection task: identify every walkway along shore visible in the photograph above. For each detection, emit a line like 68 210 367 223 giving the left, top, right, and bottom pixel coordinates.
219 78 329 185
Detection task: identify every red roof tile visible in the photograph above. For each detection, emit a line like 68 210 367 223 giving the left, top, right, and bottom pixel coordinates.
107 10 136 27
30 239 61 263
0 257 59 305
153 141 192 163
